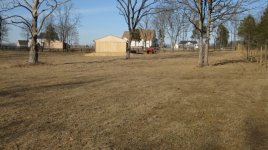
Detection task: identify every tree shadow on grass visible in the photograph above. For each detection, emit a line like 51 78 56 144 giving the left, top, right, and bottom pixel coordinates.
3 59 123 69
132 53 199 61
212 59 248 66
60 58 123 65
0 78 104 98
245 117 268 150
245 86 268 150
0 118 67 149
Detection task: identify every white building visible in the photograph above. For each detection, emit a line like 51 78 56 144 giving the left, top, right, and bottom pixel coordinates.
17 40 29 48
178 41 198 49
28 36 64 49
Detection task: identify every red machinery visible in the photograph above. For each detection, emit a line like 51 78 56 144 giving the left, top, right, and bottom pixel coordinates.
146 47 156 54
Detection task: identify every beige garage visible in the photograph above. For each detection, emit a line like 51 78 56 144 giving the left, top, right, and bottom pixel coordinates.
91 35 127 56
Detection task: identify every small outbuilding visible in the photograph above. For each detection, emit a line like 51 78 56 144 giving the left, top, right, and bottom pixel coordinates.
17 40 29 48
88 35 127 56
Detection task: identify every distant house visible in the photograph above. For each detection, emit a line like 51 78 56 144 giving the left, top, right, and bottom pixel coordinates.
43 40 64 49
28 36 64 49
17 40 29 48
28 35 46 48
122 29 157 48
177 41 198 49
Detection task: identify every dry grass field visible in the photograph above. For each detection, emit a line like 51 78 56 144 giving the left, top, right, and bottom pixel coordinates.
0 50 267 150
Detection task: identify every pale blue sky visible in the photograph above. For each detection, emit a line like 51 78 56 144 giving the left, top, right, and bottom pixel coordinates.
73 0 127 45
6 0 268 45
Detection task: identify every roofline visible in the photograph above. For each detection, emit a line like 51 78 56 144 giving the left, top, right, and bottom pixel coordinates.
94 35 127 42
122 29 156 39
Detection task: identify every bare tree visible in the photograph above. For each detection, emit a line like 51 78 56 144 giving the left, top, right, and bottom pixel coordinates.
152 9 167 51
0 0 68 64
68 26 79 45
139 15 151 49
55 3 79 51
20 26 30 42
166 10 176 51
176 0 206 66
152 1 177 51
42 15 58 50
117 0 157 59
230 14 239 50
19 18 31 43
166 4 188 52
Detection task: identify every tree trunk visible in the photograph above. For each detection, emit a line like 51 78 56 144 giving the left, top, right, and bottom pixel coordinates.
160 38 164 51
159 29 164 51
199 34 204 66
144 40 147 49
204 0 212 66
204 32 209 66
29 34 38 64
48 40 51 51
63 42 65 52
171 39 174 52
126 36 132 59
198 0 204 67
29 1 39 64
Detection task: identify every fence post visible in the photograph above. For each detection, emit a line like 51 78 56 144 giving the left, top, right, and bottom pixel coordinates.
250 49 252 61
256 48 258 63
256 48 260 63
247 45 249 60
253 49 255 61
265 43 267 68
260 47 263 66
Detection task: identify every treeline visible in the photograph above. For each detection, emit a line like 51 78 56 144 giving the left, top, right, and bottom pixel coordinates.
238 5 268 48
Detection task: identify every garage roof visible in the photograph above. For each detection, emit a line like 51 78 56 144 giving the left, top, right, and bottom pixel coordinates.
95 35 127 42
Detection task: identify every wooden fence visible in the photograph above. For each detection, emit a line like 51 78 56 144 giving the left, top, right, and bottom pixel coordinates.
239 44 267 69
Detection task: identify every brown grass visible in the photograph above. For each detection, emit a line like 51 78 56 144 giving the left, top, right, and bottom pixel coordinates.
0 50 267 150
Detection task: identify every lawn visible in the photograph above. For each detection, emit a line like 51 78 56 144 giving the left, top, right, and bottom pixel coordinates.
0 50 267 149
